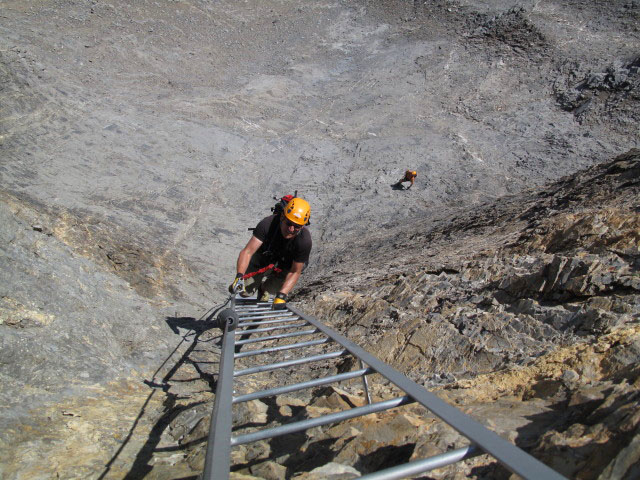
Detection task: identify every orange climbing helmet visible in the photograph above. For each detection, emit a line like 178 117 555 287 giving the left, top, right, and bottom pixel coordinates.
283 197 311 226
406 170 417 179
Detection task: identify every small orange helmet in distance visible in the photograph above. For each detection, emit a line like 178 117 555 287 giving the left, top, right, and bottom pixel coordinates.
284 198 311 226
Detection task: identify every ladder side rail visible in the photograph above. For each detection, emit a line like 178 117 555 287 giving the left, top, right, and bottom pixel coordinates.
233 367 375 404
234 349 348 376
202 314 237 480
289 306 568 480
357 445 480 480
234 322 308 335
234 337 330 359
235 328 319 346
231 396 415 446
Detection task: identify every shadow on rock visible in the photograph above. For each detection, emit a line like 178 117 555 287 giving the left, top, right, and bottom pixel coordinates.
167 315 218 335
354 443 415 475
469 384 640 480
100 311 223 479
522 388 640 480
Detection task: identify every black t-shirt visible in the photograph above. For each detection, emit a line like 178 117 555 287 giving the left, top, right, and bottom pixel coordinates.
253 215 312 269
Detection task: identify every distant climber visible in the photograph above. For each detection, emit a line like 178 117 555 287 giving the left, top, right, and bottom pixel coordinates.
393 170 417 190
229 197 312 310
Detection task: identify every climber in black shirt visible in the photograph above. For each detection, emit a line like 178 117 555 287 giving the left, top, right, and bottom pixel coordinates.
229 197 312 310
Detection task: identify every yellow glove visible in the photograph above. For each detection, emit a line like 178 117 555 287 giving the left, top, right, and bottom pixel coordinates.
272 292 288 310
228 273 244 294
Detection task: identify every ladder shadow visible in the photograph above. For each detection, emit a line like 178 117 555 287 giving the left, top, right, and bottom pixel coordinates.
98 308 224 480
355 444 416 475
229 396 330 475
121 397 206 479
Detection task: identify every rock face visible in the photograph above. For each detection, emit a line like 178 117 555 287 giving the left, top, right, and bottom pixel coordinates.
306 151 639 380
288 150 639 479
0 191 180 412
0 0 639 479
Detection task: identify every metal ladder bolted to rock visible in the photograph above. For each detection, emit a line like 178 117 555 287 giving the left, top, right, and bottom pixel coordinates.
203 296 567 480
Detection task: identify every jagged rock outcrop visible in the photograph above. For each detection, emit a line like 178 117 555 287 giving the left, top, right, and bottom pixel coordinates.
553 56 640 135
304 151 638 374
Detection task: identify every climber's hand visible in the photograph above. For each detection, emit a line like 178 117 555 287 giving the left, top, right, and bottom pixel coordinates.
229 273 244 294
273 292 288 310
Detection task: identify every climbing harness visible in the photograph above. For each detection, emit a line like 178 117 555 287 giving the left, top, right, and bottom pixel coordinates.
202 295 568 480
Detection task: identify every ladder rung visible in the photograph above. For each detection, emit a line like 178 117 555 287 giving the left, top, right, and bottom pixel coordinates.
233 367 375 404
235 328 319 346
231 396 414 446
238 316 302 328
234 322 308 335
234 337 330 359
357 445 480 480
235 305 274 312
237 312 296 321
234 349 348 377
233 298 268 304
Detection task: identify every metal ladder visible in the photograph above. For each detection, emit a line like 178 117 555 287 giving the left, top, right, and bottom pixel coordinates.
202 296 567 480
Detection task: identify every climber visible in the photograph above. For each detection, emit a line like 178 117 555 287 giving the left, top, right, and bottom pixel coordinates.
229 197 312 310
394 169 417 189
